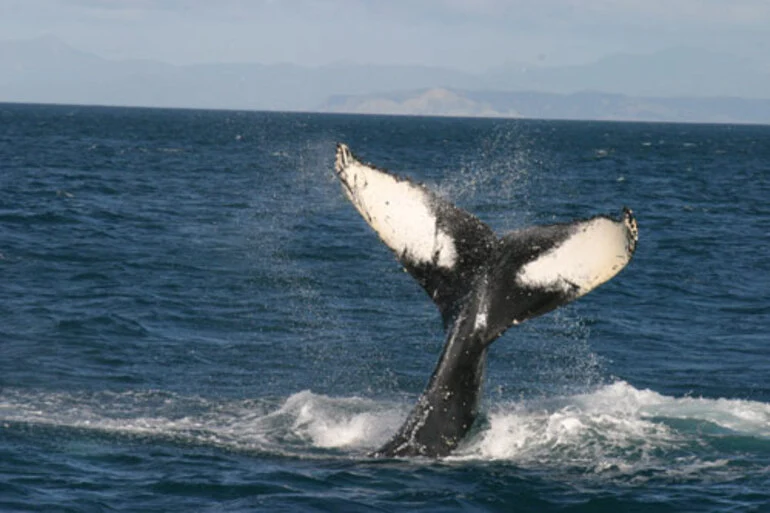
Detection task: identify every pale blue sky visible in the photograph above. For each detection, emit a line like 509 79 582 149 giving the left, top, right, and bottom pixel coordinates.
1 0 769 70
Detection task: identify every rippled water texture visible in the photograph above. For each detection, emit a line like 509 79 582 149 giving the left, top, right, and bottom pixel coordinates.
1 104 769 512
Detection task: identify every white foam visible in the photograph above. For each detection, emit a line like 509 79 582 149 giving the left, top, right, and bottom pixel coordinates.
458 383 678 468
276 390 403 449
0 388 404 457
451 381 770 480
2 382 768 474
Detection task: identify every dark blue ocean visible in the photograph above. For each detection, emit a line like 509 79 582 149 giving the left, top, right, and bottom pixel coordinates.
1 103 769 512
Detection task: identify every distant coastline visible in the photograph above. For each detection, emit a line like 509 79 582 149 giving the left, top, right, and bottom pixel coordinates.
321 88 770 125
4 99 770 127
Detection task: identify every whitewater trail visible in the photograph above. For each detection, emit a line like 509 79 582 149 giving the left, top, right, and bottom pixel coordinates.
2 381 768 478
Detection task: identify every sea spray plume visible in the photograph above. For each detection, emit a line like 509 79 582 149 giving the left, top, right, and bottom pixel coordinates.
333 143 638 457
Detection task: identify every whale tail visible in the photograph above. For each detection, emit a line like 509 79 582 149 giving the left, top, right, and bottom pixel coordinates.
335 143 637 340
334 143 638 456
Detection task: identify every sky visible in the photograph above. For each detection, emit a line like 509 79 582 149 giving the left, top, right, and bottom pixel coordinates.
1 0 769 71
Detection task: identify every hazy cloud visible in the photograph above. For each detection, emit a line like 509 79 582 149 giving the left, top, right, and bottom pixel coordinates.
1 0 768 70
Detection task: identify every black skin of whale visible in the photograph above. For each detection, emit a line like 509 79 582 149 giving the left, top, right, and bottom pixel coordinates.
373 221 597 457
333 143 638 458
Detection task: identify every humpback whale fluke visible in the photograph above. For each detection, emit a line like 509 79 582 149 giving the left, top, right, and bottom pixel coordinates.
334 143 638 457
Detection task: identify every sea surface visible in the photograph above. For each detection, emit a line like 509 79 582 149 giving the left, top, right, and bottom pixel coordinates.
1 103 769 512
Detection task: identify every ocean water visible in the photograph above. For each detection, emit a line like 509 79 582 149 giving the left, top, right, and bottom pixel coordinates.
1 103 769 512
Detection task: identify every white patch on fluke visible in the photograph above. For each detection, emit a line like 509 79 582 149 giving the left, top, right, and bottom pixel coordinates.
473 283 489 331
335 144 457 269
517 217 633 296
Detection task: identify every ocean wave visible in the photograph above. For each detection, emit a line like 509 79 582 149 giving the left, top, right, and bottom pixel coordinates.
453 381 770 480
2 382 768 475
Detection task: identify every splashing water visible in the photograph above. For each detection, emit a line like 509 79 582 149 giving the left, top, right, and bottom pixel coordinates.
3 381 768 481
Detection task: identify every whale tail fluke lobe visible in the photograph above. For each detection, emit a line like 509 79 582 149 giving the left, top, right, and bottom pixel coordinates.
333 143 638 457
335 143 497 326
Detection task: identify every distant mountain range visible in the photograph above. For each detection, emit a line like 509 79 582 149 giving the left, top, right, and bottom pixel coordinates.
1 36 769 123
323 88 770 124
